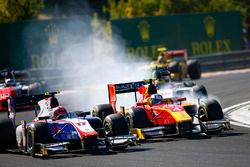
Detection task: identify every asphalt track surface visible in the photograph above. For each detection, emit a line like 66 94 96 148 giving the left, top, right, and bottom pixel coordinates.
1 70 250 167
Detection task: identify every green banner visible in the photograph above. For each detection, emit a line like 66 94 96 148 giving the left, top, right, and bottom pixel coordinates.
0 16 92 70
111 11 243 58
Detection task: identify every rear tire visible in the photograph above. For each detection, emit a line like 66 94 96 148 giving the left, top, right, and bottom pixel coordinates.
92 104 114 122
0 118 16 152
187 59 201 80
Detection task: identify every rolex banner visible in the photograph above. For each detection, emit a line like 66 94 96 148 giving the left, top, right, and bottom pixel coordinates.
111 11 243 58
0 16 92 70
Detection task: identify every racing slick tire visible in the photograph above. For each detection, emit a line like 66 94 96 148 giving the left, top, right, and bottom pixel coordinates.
126 108 150 129
103 114 129 151
27 122 54 157
0 118 16 152
169 61 183 81
92 104 114 122
103 114 129 137
193 85 208 98
187 59 201 80
199 99 224 121
86 117 105 137
198 99 224 135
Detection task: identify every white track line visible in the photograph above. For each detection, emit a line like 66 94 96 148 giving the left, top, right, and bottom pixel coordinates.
224 101 250 128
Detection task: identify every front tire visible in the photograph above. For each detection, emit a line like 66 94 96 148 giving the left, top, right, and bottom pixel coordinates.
27 122 53 157
199 99 224 121
86 117 105 137
103 114 129 137
0 118 16 152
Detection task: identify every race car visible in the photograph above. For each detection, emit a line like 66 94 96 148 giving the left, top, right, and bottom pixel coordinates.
93 81 193 140
150 48 201 81
98 80 230 140
0 69 47 112
0 94 136 157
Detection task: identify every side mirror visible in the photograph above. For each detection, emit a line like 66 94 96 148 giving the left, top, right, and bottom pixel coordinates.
73 111 90 117
38 116 50 120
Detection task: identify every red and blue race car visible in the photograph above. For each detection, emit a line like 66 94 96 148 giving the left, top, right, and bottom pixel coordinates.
0 69 47 112
0 93 136 157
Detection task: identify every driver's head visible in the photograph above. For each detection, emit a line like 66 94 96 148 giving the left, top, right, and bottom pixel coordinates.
150 94 163 105
152 70 162 80
5 78 15 86
50 97 59 108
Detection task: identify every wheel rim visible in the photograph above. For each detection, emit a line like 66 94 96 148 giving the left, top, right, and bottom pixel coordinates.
104 123 112 137
27 131 33 153
198 108 208 122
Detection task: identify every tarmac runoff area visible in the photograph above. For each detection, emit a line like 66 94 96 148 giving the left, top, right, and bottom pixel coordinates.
224 101 250 128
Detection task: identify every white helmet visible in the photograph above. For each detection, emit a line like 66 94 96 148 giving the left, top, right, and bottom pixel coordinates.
150 94 163 105
5 78 16 86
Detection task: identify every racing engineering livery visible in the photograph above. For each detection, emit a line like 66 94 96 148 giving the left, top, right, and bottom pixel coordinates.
98 80 231 140
0 94 136 157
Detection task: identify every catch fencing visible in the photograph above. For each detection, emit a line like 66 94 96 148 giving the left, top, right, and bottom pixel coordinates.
193 50 250 72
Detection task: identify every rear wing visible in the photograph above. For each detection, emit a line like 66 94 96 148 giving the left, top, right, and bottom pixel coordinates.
165 49 188 61
108 81 146 112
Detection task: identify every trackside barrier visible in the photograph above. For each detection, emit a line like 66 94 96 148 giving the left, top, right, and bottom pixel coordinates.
27 50 250 90
192 50 250 72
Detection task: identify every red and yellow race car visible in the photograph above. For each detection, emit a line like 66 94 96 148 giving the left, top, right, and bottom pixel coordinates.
93 81 193 140
94 80 231 140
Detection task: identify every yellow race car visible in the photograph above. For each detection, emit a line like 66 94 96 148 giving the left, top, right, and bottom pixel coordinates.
150 48 201 81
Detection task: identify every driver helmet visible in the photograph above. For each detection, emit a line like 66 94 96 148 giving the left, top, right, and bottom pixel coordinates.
50 106 67 121
5 78 16 86
157 53 167 64
150 94 163 105
152 70 162 80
